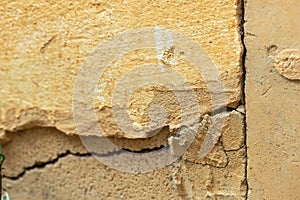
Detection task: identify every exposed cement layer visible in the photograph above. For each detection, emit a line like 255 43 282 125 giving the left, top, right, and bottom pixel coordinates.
2 113 246 199
245 0 300 199
3 153 246 200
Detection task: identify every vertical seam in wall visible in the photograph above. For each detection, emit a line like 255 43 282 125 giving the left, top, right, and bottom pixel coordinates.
242 1 249 199
238 0 249 199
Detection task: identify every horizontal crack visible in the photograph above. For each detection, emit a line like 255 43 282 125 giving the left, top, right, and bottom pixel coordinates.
224 144 246 152
3 146 169 181
1 105 245 136
90 145 169 158
122 145 165 153
3 150 92 181
2 106 246 181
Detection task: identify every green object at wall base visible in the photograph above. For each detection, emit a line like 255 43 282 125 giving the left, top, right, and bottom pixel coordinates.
0 146 9 200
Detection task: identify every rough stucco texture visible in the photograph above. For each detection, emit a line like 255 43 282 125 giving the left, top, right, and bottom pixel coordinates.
0 0 246 199
3 111 246 199
0 0 243 135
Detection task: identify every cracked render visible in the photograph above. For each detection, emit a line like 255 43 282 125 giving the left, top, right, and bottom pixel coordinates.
0 0 249 199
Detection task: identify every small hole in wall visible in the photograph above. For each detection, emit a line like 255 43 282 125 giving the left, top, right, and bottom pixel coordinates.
266 44 278 56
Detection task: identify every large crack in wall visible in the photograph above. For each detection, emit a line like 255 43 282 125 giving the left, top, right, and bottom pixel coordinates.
4 151 92 180
2 108 247 199
0 0 248 199
238 0 249 199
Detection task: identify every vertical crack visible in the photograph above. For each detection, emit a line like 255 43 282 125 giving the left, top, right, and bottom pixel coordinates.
237 0 248 199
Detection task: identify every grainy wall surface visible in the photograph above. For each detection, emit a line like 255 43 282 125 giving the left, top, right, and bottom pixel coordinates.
0 0 298 199
245 0 300 199
0 0 243 134
0 0 246 199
